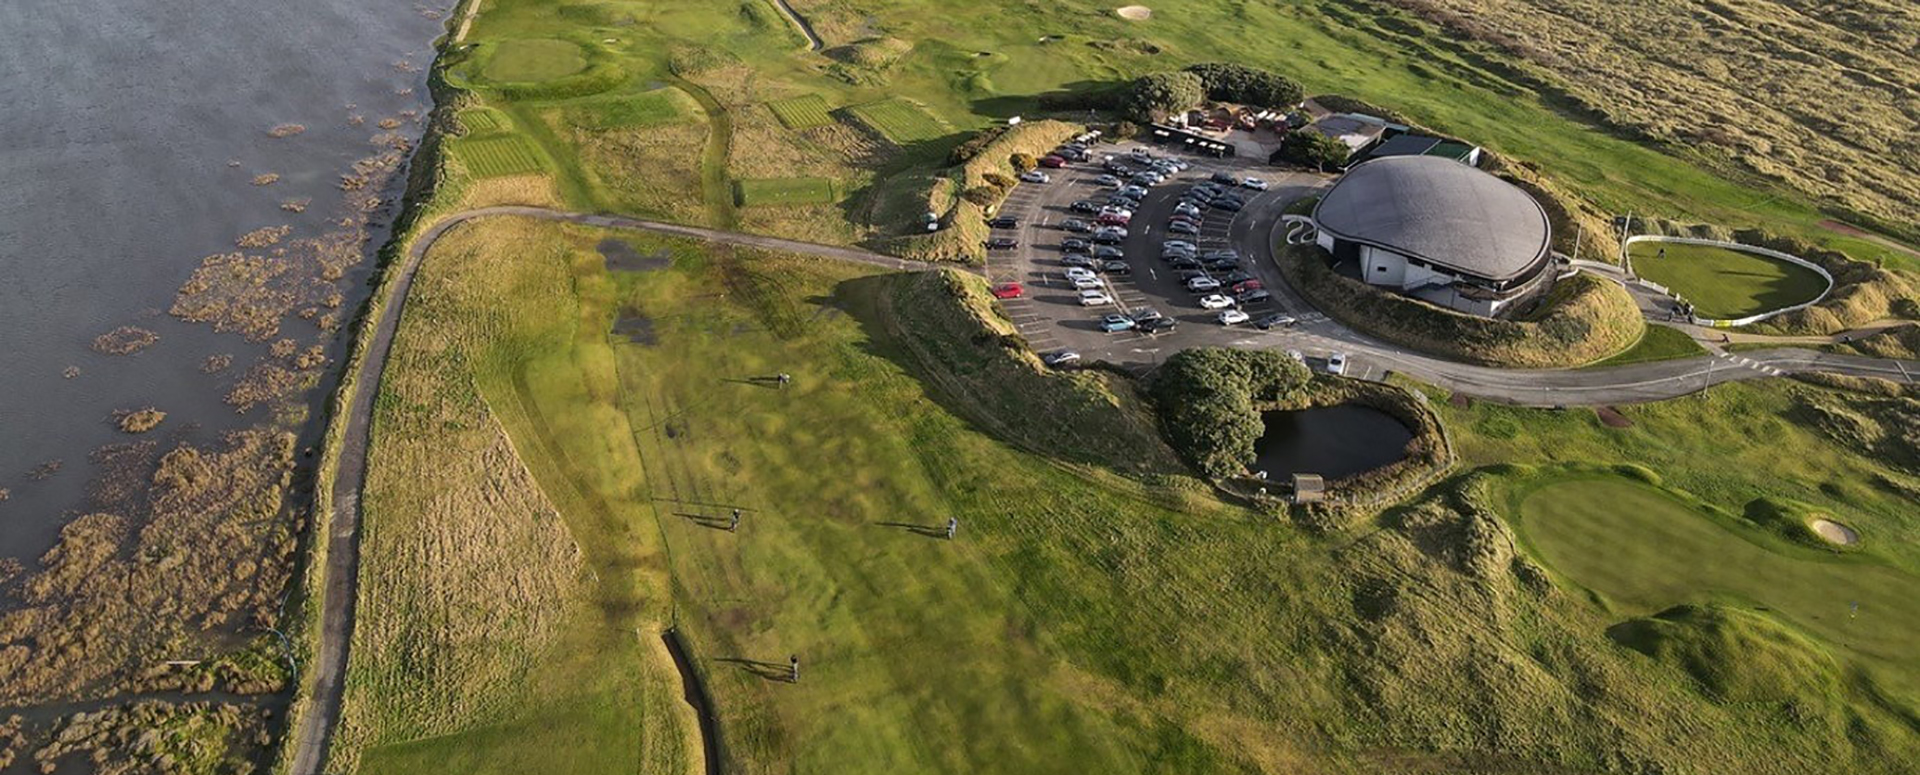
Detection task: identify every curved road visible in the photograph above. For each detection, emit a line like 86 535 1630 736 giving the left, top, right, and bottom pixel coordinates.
768 0 824 52
289 202 1917 773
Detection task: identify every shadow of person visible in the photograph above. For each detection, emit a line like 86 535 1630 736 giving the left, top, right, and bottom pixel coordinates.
874 521 948 539
674 512 734 530
714 657 795 682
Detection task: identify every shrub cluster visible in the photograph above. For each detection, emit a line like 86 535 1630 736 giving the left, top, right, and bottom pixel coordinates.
1149 348 1310 479
1273 130 1350 170
1120 71 1205 123
1183 62 1304 109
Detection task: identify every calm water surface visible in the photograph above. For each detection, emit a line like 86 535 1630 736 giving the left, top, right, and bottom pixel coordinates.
1252 405 1414 481
0 0 448 558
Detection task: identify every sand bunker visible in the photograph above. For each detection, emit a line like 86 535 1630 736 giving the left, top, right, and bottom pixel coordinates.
1116 5 1151 20
1810 518 1859 546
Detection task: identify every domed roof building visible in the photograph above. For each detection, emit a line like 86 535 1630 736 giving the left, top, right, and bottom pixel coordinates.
1311 156 1555 317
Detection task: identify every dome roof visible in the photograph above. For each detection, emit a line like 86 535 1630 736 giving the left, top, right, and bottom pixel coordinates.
1312 156 1551 281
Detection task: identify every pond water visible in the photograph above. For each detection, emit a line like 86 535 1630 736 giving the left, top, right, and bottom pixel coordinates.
1251 405 1413 481
0 0 448 559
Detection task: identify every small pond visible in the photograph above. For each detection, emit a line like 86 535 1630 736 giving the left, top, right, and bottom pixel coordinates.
1251 405 1414 481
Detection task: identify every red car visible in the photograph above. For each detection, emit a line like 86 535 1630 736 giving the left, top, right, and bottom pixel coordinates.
991 282 1024 299
1039 155 1067 168
1096 212 1131 226
1231 279 1264 294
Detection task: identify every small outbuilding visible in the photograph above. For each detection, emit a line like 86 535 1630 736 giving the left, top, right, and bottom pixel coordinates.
1291 473 1325 504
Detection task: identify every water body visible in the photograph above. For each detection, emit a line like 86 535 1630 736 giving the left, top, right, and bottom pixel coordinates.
1251 405 1413 481
0 0 448 559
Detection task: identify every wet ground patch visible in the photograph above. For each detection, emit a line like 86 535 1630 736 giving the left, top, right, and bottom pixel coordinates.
599 238 672 272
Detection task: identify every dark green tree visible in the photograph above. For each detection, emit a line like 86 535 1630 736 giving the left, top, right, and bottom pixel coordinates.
1121 71 1206 123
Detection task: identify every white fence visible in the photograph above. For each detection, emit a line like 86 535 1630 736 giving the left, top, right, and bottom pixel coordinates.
1620 235 1834 328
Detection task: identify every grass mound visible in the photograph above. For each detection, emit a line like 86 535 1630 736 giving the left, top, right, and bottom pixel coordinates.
482 39 589 82
1587 324 1703 368
878 269 1181 474
1629 241 1828 320
1607 604 1839 704
1280 244 1642 367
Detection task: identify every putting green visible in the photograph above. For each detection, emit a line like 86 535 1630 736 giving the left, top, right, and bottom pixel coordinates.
482 39 589 83
1628 241 1827 320
1516 476 1920 691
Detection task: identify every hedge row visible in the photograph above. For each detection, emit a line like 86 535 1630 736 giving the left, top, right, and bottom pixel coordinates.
1278 243 1642 368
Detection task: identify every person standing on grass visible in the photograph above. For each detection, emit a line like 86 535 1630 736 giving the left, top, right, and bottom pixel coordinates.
730 508 741 531
789 655 800 683
946 517 958 540
777 372 791 388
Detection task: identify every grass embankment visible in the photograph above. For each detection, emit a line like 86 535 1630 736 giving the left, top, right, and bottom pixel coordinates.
349 215 1920 773
1628 241 1828 320
1586 323 1704 368
1279 243 1642 367
331 218 694 775
880 119 1083 263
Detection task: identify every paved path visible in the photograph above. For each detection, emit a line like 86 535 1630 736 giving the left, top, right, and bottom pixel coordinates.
289 201 1919 772
768 0 824 51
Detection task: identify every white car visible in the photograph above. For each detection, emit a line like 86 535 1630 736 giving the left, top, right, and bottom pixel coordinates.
1242 177 1269 190
1063 267 1096 282
1197 294 1235 310
1218 309 1251 326
1186 276 1222 292
1071 276 1106 290
1163 239 1197 251
1326 352 1349 375
1020 170 1051 183
1173 202 1201 217
1078 290 1114 306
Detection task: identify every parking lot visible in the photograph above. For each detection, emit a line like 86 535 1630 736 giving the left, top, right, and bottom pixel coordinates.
981 140 1376 374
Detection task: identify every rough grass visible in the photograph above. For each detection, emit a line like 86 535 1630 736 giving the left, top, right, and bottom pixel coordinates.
1280 244 1643 367
844 97 950 144
766 95 835 129
1629 241 1829 319
563 89 690 129
336 218 694 775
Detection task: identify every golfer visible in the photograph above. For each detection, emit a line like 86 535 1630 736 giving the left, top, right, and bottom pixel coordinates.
946 517 958 540
730 508 741 531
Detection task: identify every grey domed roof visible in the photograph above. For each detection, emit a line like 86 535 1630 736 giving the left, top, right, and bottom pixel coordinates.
1312 156 1550 281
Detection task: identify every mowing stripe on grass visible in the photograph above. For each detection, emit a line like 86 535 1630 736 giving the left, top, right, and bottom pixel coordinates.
844 97 949 144
734 177 836 207
766 95 835 130
453 135 546 178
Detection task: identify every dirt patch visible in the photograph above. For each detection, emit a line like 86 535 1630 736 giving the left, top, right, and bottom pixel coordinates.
599 238 671 272
1810 517 1859 546
613 314 657 345
1115 5 1151 20
1595 406 1633 428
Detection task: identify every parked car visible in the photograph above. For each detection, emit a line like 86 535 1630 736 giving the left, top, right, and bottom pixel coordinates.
1071 276 1106 290
1168 214 1204 229
1130 172 1163 186
1236 289 1273 304
1211 170 1238 184
1061 254 1096 269
1120 185 1150 200
1132 307 1164 322
1097 212 1132 227
1064 267 1097 282
1161 245 1196 259
985 236 1018 249
1094 174 1123 188
1254 313 1298 330
1163 239 1198 251
1106 195 1141 209
1092 230 1126 245
1167 256 1202 270
1241 177 1269 190
1186 277 1222 293
1220 270 1255 285
1093 245 1125 260
1218 309 1251 326
1060 218 1091 233
1019 170 1050 183
1040 155 1067 168
1202 249 1239 261
1079 289 1114 306
987 215 1019 228
1212 197 1245 212
1203 257 1240 272
1173 202 1202 218
1041 350 1081 367
1100 314 1137 332
1101 260 1131 275
1138 316 1178 334
1197 294 1235 310
1069 199 1101 214
1231 279 1264 294
1060 237 1091 252
1103 159 1131 173
990 282 1023 299
1326 352 1349 375
1167 221 1199 235
1176 269 1211 282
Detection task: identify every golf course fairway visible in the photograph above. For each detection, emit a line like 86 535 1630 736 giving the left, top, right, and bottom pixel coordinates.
1516 477 1920 691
